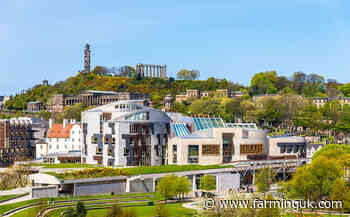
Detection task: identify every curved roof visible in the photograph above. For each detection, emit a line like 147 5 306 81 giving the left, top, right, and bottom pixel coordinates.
29 173 62 185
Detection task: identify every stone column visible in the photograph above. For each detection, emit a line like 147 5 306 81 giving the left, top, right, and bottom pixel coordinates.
153 178 157 192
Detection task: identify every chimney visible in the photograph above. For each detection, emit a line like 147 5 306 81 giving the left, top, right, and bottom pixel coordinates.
49 119 53 129
63 119 68 128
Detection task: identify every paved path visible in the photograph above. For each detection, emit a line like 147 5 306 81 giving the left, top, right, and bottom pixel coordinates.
0 187 30 196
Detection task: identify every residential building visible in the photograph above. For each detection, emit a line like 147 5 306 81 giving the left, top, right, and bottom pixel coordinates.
0 117 34 166
175 89 243 103
48 90 149 113
36 119 82 163
312 97 350 108
81 100 171 166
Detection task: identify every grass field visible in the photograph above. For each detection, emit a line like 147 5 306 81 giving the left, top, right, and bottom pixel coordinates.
0 194 23 202
44 202 195 217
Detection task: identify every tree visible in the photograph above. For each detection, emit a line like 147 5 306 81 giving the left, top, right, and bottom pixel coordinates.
286 156 343 201
176 69 200 80
157 174 178 200
339 83 350 97
250 71 278 95
255 167 276 195
199 175 216 191
106 205 136 217
176 176 191 199
330 178 350 212
157 175 191 201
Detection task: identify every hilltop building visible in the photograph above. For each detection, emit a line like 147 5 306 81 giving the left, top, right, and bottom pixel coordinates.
175 89 243 103
81 100 171 166
48 90 149 113
312 97 350 108
27 101 46 112
135 64 167 79
0 96 9 111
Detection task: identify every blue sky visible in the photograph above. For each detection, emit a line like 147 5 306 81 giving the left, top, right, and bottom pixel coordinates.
1 0 350 95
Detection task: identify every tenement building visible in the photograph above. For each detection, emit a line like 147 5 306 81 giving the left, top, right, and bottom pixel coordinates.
175 89 243 103
135 64 167 79
0 118 35 166
81 100 171 166
27 101 46 112
48 90 149 113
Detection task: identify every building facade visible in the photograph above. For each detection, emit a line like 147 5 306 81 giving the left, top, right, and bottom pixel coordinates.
268 136 307 159
0 118 35 166
81 100 171 167
27 101 46 112
135 64 167 79
0 96 9 111
175 89 243 103
48 90 149 113
168 118 268 165
36 119 82 162
312 97 350 108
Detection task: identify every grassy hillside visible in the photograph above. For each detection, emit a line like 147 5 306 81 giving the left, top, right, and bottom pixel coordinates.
5 72 242 111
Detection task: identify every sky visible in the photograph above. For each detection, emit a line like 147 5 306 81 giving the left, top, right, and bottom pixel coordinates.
1 0 350 95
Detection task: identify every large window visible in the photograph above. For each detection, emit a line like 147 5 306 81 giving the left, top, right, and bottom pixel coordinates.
202 145 219 155
188 145 199 163
240 144 263 154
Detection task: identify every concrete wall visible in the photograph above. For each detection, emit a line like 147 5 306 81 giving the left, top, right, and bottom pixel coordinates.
31 185 58 198
74 181 126 196
216 173 240 192
129 178 154 193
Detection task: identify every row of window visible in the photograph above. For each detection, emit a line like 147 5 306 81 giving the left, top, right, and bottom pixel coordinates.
39 144 81 150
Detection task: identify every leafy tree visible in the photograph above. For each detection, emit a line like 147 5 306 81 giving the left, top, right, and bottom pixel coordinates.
176 176 191 199
339 83 350 97
255 167 276 195
286 156 342 200
157 174 191 201
199 175 216 191
257 194 281 217
176 69 200 80
250 71 278 95
330 178 350 212
157 174 178 200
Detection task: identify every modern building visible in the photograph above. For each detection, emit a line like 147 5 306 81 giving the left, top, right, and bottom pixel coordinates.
268 136 307 159
36 119 82 162
81 100 171 167
167 117 268 165
135 64 167 79
48 90 149 113
0 118 35 166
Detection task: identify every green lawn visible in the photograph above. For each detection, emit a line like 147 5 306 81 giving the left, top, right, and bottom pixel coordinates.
0 194 23 202
29 163 96 168
0 199 41 215
45 203 195 217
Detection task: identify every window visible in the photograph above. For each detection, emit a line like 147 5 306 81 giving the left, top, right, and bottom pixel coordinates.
188 145 199 163
49 145 52 149
240 144 263 154
172 145 177 163
56 145 59 149
202 145 219 155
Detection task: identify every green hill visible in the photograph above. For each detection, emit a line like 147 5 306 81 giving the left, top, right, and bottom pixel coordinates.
5 72 242 111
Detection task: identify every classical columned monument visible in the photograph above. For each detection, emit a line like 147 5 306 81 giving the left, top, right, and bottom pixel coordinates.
136 64 167 78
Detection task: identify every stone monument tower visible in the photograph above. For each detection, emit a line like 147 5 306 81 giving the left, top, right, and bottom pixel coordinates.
84 43 91 73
